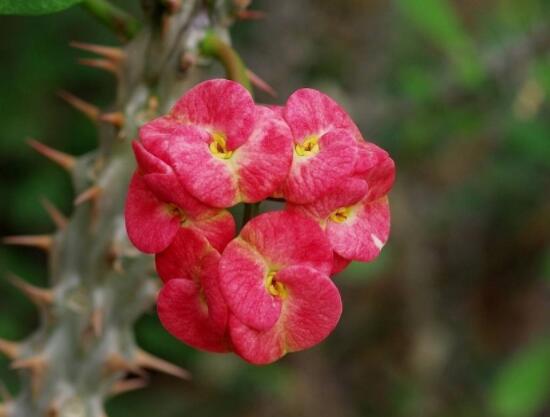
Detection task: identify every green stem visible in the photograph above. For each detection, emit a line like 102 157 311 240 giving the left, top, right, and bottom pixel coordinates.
199 30 252 93
81 0 141 41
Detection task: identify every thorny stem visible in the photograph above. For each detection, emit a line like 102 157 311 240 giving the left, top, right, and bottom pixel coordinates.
81 0 141 41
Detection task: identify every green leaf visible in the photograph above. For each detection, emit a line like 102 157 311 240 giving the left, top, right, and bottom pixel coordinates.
489 338 550 417
0 0 82 15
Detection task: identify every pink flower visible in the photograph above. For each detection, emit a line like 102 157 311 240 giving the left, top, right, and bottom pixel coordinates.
219 211 342 364
280 88 360 203
288 141 395 263
124 141 235 254
140 79 293 208
156 228 229 353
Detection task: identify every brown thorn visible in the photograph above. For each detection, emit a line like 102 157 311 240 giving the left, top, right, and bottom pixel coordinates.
246 69 277 97
27 139 76 172
179 52 197 73
40 198 68 229
0 403 11 417
57 90 100 121
109 377 148 397
0 338 20 360
11 355 47 396
91 308 103 337
236 9 266 20
74 185 102 206
3 235 53 252
6 273 54 307
105 353 147 378
78 58 119 75
70 41 125 62
134 349 191 380
0 381 12 402
99 112 125 128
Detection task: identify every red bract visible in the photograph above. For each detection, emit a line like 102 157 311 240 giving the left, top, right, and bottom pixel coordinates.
156 229 230 352
288 141 395 262
125 79 395 365
219 211 341 364
140 80 293 208
280 88 360 203
124 141 235 254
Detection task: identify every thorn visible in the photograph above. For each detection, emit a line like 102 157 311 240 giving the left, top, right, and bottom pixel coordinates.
70 41 125 62
0 381 11 405
74 185 102 206
0 403 12 417
3 235 53 252
236 9 266 20
11 355 47 396
99 112 125 128
40 198 68 229
179 52 197 73
27 139 76 172
0 338 20 360
91 308 103 337
246 69 277 97
105 353 146 378
162 0 181 13
134 349 191 380
57 90 100 121
109 377 148 396
6 273 54 307
46 401 60 417
78 58 119 75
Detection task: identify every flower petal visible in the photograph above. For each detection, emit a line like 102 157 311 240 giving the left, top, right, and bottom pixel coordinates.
236 106 293 202
139 116 209 162
191 210 236 253
171 79 256 150
229 265 342 364
331 253 351 276
124 172 179 253
239 211 334 275
132 141 171 175
169 133 239 208
156 229 229 352
283 88 361 141
283 129 358 204
327 196 391 262
354 141 396 200
158 278 229 353
155 228 218 283
219 238 281 331
287 177 368 221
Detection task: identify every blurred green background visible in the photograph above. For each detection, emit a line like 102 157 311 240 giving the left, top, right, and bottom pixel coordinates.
1 0 549 416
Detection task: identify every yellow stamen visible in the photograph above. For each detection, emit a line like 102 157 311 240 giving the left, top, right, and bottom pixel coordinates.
265 271 287 298
329 207 351 223
294 135 320 157
209 132 233 159
166 204 187 225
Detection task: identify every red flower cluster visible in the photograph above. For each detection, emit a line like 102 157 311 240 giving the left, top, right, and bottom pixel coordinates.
125 79 395 364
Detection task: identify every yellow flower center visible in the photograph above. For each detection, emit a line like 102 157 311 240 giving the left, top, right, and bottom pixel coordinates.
294 135 320 157
329 207 351 223
265 271 287 298
209 132 233 159
166 204 187 225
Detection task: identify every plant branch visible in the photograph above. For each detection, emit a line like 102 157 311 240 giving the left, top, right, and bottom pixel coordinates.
199 30 252 93
81 0 141 41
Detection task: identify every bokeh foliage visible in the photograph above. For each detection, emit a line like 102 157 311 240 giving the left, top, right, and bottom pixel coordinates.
1 0 549 416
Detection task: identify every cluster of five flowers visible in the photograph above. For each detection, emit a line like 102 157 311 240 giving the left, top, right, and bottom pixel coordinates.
124 79 395 364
